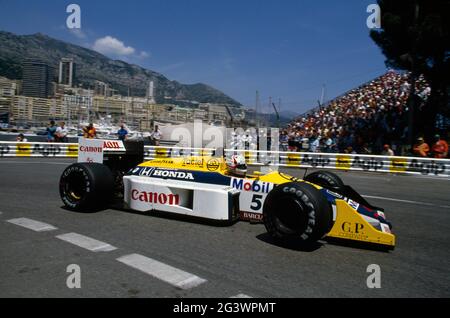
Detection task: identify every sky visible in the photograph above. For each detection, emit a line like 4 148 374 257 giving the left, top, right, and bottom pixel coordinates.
0 0 389 114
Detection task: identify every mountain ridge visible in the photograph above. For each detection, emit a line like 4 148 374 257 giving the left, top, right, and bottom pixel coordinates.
0 30 241 107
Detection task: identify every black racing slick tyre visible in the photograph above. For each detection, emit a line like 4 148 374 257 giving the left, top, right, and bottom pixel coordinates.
59 163 114 212
304 171 345 191
263 182 333 245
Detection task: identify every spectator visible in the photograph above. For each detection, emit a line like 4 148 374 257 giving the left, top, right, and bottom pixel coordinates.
279 131 288 151
83 123 97 139
413 137 430 157
46 120 57 142
431 134 449 158
381 144 394 156
309 134 320 152
117 123 128 141
16 133 28 142
284 71 430 155
56 122 68 143
150 125 162 146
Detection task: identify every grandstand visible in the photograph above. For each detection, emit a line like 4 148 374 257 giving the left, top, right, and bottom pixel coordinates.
284 70 433 156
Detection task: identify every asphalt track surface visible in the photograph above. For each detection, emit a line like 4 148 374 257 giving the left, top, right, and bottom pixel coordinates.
0 158 449 298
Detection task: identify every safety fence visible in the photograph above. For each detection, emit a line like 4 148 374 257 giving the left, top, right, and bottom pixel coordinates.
1 141 449 178
0 141 79 158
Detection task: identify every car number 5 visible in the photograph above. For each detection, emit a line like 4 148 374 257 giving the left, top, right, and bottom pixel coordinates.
250 194 263 211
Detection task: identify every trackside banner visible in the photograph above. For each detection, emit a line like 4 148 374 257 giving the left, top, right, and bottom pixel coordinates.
0 141 78 158
223 149 450 178
1 142 449 178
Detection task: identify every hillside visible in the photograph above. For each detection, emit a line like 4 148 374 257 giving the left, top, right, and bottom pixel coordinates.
0 31 241 107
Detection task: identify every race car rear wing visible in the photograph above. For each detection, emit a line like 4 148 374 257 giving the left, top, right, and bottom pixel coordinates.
78 138 144 173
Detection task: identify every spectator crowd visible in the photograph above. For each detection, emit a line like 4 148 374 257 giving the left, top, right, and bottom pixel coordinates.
281 71 448 158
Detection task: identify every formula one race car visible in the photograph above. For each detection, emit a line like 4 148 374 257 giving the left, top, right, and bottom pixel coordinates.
59 139 395 250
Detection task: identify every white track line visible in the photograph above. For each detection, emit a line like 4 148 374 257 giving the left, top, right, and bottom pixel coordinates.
230 293 253 298
363 195 450 209
56 233 117 252
7 218 57 232
117 253 207 290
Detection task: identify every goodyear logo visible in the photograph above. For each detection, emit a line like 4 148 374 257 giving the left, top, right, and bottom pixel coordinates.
336 155 351 170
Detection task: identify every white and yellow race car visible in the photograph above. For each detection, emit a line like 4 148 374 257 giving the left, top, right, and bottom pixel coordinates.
59 140 395 250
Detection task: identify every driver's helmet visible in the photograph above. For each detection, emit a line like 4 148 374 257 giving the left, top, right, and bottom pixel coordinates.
226 154 247 177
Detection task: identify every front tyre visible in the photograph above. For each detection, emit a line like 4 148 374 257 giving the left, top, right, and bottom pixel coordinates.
59 163 114 212
263 182 333 245
304 171 345 191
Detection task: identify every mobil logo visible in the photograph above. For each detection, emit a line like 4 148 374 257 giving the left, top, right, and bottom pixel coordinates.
131 189 180 206
231 178 272 193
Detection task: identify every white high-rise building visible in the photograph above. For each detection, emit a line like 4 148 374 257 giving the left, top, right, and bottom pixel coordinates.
147 81 156 104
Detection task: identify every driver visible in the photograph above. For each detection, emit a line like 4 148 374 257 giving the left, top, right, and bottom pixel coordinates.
225 154 247 177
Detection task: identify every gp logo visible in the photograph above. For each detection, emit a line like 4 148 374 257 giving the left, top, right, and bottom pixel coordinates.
342 222 364 234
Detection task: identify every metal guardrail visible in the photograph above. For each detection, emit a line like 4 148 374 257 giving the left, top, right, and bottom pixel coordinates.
0 141 78 158
224 149 450 178
1 142 449 178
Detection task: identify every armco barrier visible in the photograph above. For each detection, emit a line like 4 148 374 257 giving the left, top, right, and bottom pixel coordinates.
0 141 78 158
224 149 450 178
1 141 449 178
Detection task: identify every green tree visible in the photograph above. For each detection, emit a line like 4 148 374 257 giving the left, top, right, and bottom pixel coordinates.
370 0 450 143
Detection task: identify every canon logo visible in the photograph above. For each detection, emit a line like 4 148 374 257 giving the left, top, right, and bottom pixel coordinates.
79 146 102 153
131 189 180 206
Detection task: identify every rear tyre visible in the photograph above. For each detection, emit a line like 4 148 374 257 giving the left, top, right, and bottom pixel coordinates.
263 182 333 245
59 163 114 212
304 171 345 191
